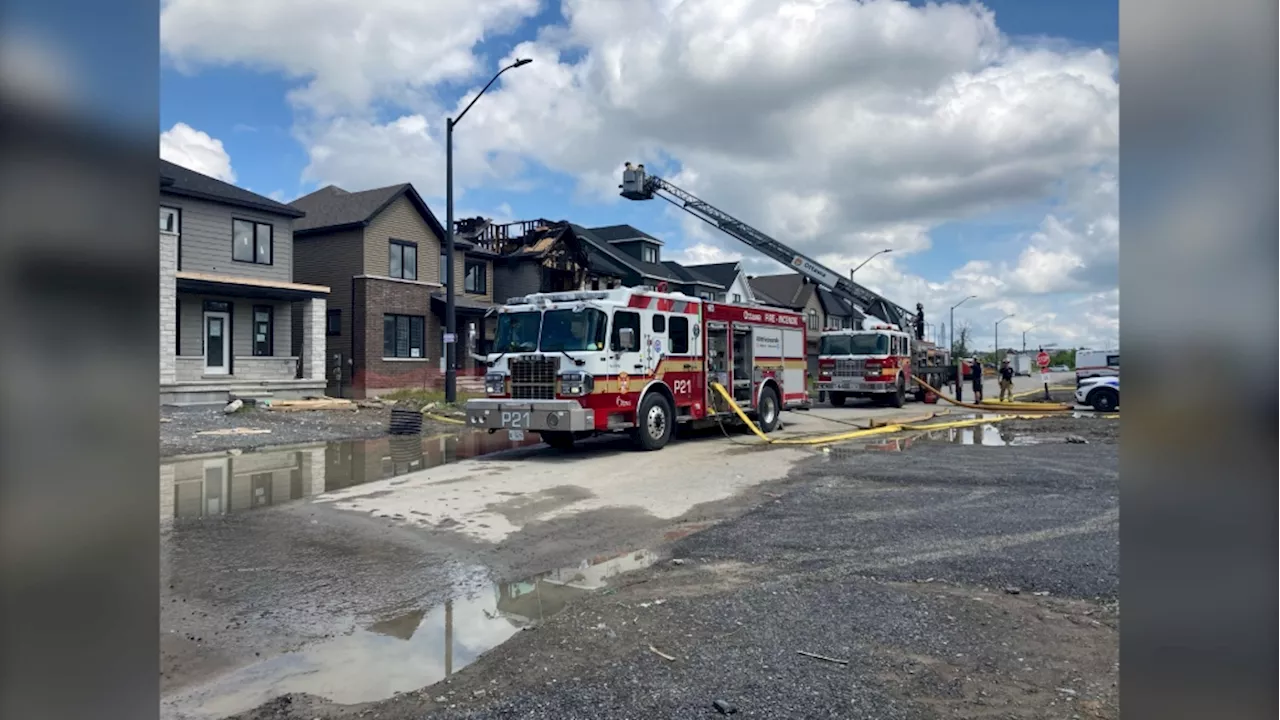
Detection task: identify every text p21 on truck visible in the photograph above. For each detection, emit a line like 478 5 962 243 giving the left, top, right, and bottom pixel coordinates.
465 287 809 451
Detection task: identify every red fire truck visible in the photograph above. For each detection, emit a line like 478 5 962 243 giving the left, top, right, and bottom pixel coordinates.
464 286 809 451
816 323 954 407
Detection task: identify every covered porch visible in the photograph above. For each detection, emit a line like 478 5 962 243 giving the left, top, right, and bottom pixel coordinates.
430 292 495 380
161 271 330 405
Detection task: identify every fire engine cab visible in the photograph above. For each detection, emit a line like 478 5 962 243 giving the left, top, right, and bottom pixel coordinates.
816 323 953 407
464 286 809 451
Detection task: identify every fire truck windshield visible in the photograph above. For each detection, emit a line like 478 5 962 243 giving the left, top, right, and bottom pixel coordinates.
539 308 608 352
494 311 540 352
820 332 889 356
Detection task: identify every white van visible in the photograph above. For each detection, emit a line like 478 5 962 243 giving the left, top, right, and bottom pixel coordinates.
1076 349 1119 382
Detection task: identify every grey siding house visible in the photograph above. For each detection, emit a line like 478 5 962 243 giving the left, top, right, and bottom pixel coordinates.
159 160 329 405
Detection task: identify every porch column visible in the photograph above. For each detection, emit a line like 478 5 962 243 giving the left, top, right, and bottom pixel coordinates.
301 297 327 382
159 231 177 385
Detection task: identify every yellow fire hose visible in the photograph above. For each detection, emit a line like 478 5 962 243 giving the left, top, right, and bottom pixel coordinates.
424 412 466 425
708 382 1048 446
911 376 1075 413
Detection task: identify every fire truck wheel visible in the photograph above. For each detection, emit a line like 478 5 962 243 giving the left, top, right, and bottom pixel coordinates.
829 392 847 408
541 431 576 450
632 392 674 451
890 379 906 408
756 386 780 433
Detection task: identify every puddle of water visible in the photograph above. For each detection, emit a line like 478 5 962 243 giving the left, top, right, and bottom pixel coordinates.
826 423 1042 455
161 548 658 720
160 430 542 526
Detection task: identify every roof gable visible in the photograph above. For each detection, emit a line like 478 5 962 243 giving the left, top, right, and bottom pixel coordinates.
589 224 665 246
159 159 303 218
289 182 447 241
748 273 817 309
684 262 742 289
573 225 683 282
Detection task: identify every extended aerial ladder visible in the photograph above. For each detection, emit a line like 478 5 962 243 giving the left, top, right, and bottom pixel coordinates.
619 163 912 329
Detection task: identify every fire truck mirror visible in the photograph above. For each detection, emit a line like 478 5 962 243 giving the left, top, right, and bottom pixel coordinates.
618 327 637 351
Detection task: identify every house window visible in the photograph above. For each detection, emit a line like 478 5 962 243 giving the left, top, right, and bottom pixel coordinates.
825 316 842 330
383 314 425 359
610 310 641 351
698 291 714 301
439 250 449 284
232 219 273 264
252 305 274 356
160 206 180 233
807 309 819 331
464 260 487 294
326 309 341 336
389 240 417 280
652 314 666 333
591 278 600 291
669 316 690 354
642 246 658 264
732 293 742 303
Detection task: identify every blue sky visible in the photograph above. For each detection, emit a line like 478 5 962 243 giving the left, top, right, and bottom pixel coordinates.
160 0 1118 342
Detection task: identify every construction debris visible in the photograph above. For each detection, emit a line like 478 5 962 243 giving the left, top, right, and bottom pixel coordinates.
267 399 357 412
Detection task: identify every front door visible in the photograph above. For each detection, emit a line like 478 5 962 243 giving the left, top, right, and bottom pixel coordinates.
204 311 230 375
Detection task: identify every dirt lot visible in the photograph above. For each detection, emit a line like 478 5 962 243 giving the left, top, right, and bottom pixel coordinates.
160 403 466 458
226 415 1119 720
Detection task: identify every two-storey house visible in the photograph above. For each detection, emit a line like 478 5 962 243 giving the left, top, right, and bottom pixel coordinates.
583 224 731 298
159 160 330 406
288 182 496 399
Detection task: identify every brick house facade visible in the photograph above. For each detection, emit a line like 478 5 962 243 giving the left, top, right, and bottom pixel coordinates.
290 183 495 398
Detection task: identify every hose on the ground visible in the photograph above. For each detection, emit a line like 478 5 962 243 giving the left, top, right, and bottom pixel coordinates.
911 376 1074 413
423 412 466 425
707 382 1054 447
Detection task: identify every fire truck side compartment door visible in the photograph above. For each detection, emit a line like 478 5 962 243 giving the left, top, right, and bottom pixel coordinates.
781 328 805 402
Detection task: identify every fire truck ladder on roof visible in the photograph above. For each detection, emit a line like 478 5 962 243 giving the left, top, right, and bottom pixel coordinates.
619 163 910 328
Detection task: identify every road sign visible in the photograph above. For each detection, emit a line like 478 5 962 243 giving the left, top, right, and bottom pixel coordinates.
1036 351 1051 368
443 333 456 344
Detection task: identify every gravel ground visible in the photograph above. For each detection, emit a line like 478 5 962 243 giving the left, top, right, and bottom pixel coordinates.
160 405 463 458
232 416 1119 720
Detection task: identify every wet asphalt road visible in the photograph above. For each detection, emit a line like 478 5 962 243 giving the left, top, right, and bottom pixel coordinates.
236 416 1119 720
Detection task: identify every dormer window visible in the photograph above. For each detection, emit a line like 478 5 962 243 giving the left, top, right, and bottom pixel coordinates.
642 245 658 264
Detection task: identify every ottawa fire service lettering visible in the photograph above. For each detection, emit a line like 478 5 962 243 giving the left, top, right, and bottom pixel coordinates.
465 287 809 451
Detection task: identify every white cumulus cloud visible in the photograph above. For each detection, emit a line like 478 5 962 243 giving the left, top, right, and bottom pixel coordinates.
160 0 1120 349
160 122 236 182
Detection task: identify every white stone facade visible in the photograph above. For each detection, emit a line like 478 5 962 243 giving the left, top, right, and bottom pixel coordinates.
301 297 327 382
159 231 178 385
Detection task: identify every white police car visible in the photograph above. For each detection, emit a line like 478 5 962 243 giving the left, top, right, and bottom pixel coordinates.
1075 375 1119 412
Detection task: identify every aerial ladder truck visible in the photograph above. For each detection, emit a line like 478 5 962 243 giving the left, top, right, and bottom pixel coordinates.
620 162 955 406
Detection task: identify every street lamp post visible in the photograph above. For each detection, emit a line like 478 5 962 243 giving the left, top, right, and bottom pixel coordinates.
1022 325 1036 352
948 295 975 400
445 57 532 403
849 248 892 281
995 314 1015 364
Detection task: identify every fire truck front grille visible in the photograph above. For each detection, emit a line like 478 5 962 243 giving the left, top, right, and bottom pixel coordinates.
510 356 559 400
835 358 865 377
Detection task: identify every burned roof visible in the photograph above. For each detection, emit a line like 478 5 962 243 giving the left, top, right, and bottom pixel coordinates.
160 159 303 218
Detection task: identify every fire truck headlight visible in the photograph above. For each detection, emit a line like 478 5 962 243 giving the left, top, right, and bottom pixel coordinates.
559 371 593 397
484 372 507 396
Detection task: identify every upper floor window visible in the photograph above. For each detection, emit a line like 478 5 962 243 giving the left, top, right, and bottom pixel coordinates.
439 250 449 285
732 293 742 303
326 309 342 336
232 219 273 265
160 206 180 234
389 240 417 280
807 309 819 331
464 259 487 294
642 246 658 264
